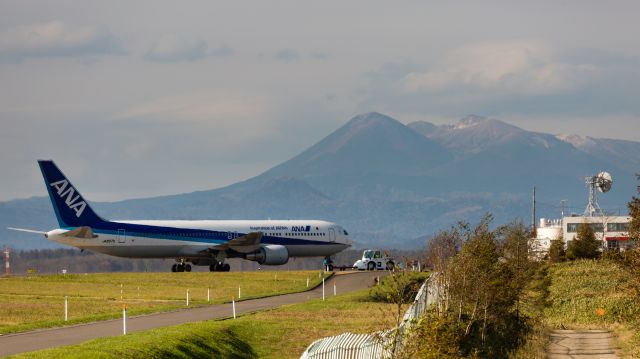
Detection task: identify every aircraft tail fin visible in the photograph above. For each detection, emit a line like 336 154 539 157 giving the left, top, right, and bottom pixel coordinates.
38 160 105 228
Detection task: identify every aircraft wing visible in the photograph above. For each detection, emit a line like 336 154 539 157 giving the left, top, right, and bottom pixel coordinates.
213 232 263 253
61 226 97 239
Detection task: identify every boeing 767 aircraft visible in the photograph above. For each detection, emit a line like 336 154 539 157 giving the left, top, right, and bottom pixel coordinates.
9 160 353 272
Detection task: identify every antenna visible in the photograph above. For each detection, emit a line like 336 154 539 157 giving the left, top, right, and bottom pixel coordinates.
560 199 568 218
584 172 613 216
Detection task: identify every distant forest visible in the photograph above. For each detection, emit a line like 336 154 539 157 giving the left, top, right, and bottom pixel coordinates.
3 248 423 274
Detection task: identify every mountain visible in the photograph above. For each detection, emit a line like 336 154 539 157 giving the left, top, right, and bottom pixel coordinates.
1 113 638 251
258 112 452 196
557 134 640 176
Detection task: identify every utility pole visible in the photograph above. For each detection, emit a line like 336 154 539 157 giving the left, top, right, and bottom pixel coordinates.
531 187 537 237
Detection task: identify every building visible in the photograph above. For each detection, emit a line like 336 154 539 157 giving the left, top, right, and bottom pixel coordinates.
531 215 632 255
563 215 631 250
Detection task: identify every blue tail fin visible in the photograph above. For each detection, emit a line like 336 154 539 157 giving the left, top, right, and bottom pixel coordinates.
38 160 105 228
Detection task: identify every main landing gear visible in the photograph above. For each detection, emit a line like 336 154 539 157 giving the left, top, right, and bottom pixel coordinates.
171 259 192 272
209 261 230 272
171 263 192 272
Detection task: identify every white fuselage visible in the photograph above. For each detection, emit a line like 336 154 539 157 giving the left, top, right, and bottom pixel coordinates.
46 219 353 259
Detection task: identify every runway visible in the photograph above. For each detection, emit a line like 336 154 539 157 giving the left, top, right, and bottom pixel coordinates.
0 271 382 357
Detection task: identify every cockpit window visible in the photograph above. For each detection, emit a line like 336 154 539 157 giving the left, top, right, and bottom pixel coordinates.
364 250 373 259
343 230 349 235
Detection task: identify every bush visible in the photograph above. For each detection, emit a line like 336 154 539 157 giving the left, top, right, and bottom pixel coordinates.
548 239 565 263
369 271 429 304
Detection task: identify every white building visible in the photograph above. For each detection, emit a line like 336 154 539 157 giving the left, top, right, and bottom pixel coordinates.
532 215 632 254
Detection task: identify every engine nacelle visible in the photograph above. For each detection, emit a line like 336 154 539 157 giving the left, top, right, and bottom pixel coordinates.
245 244 289 265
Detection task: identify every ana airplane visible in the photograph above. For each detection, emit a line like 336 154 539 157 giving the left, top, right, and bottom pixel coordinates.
9 160 353 272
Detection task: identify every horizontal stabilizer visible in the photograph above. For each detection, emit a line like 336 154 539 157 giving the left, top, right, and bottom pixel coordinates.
213 232 263 253
7 227 46 234
62 226 97 239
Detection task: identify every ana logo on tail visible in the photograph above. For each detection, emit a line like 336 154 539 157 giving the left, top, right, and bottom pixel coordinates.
50 179 87 218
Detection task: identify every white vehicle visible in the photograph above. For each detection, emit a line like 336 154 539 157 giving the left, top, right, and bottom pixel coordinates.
353 249 395 271
9 160 353 272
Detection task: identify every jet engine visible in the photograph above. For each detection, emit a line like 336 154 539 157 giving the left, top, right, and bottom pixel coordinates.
245 244 289 265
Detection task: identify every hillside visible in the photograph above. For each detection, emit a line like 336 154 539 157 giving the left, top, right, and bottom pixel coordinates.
1 112 637 250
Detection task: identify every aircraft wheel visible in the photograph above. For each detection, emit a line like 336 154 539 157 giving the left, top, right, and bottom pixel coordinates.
171 264 178 272
367 261 376 271
222 263 230 272
177 264 185 272
386 261 395 270
209 264 217 272
185 264 192 272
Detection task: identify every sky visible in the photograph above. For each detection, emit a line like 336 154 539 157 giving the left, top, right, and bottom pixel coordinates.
1 1 640 201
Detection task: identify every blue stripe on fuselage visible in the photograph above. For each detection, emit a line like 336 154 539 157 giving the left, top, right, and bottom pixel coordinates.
78 221 337 246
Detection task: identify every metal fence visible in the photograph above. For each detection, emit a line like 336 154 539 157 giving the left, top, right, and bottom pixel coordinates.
300 274 439 359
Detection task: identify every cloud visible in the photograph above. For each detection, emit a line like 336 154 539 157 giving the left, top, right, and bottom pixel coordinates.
274 49 300 62
144 34 230 63
0 21 125 62
209 45 233 57
402 41 600 96
359 41 640 118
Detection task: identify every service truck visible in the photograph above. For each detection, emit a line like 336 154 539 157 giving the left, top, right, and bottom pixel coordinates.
353 249 395 271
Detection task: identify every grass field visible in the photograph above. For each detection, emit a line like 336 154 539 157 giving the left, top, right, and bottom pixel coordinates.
0 271 330 334
543 260 640 357
9 287 397 359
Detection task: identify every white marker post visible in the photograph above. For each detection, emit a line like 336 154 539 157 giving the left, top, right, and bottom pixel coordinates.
334 283 336 296
186 289 190 306
238 286 241 299
64 296 68 321
122 304 127 335
306 277 309 288
232 297 236 319
322 277 325 301
207 287 210 303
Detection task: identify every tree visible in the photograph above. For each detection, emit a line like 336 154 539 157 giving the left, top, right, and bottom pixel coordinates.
566 223 601 260
497 221 537 318
548 238 566 263
628 179 640 242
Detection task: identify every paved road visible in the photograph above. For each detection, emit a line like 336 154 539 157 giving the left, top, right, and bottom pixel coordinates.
548 330 619 358
0 271 383 357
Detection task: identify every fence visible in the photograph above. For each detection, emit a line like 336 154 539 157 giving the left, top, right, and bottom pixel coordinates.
300 274 440 359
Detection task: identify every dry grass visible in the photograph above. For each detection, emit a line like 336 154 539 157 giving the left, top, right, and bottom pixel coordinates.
0 271 329 334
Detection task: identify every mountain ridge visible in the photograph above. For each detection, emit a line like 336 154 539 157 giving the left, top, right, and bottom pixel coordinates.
1 112 637 251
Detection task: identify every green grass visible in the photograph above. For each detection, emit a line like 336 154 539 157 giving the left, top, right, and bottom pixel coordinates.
544 260 640 327
9 287 396 359
543 260 640 357
0 271 330 334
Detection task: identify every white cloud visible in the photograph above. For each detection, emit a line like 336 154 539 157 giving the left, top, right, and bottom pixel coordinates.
0 21 125 62
403 41 600 96
144 34 220 63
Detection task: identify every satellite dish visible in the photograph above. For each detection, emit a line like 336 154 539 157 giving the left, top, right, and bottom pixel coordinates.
596 171 613 193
